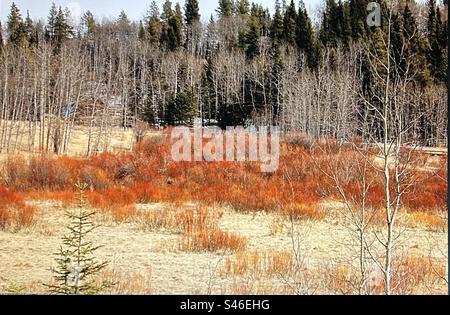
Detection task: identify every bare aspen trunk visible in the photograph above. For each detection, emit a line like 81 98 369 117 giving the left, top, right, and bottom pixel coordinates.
383 12 392 295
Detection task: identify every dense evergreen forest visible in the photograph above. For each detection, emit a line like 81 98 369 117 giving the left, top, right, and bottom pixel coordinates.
0 0 447 154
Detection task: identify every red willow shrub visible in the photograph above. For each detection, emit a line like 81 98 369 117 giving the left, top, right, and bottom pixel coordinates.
3 154 113 192
86 188 138 222
132 182 164 203
23 190 77 208
0 136 446 217
0 184 36 230
402 171 448 213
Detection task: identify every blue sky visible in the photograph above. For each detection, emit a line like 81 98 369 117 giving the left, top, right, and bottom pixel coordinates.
0 0 324 24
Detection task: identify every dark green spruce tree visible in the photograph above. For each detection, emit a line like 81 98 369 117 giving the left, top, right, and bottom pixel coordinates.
320 0 339 46
146 1 161 48
6 2 26 46
236 0 250 15
51 6 73 50
165 90 198 126
167 3 184 51
45 2 58 41
24 11 37 46
160 0 173 49
349 0 369 40
117 10 130 29
270 0 284 46
82 10 97 37
185 0 200 51
283 0 297 46
390 12 405 76
138 20 147 42
242 15 261 58
402 3 431 86
337 0 351 46
296 1 318 69
427 0 446 82
143 97 158 126
185 0 200 25
217 0 235 18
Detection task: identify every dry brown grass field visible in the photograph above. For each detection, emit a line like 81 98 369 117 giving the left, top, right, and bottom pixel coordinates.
0 126 447 295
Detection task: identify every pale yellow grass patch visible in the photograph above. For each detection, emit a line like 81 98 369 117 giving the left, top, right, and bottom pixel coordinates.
0 201 447 294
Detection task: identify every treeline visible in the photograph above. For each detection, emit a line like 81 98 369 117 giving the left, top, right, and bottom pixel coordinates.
0 0 447 154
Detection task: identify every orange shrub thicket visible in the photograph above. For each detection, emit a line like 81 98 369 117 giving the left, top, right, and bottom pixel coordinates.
23 191 77 207
0 184 36 230
0 134 446 219
398 154 447 213
312 141 448 217
86 188 138 223
132 182 164 204
402 172 448 213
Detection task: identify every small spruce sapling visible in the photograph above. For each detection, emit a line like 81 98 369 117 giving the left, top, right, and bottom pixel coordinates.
45 182 112 294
